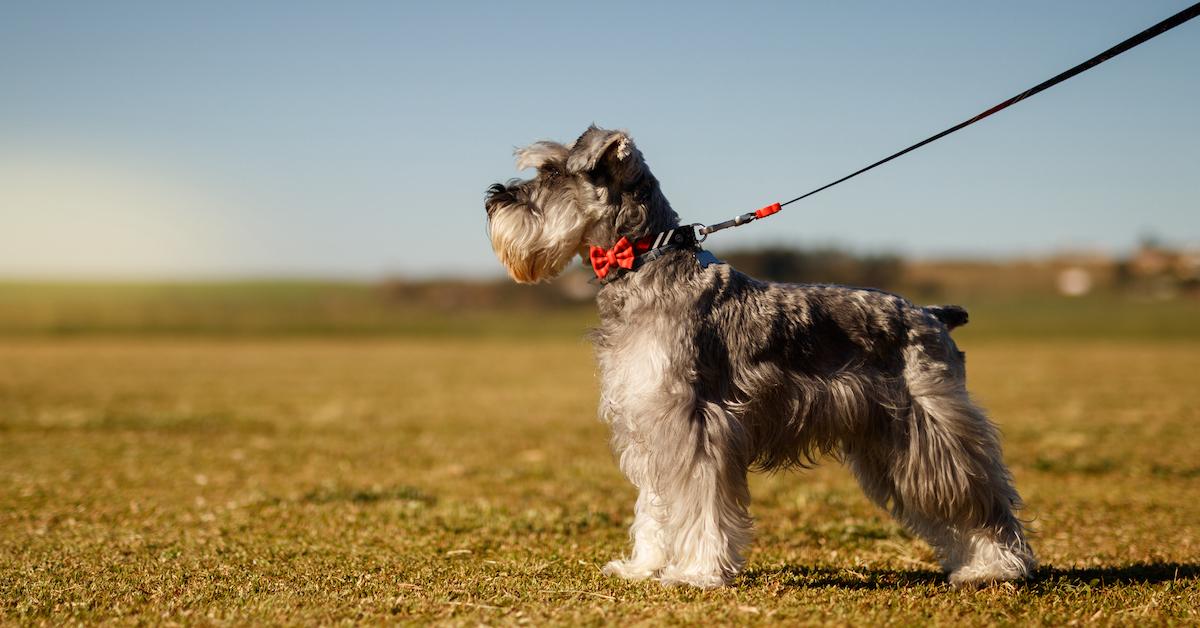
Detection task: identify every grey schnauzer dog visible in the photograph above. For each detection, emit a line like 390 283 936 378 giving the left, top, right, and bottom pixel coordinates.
484 126 1035 589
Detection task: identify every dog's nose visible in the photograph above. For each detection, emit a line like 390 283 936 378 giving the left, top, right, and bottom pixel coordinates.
485 183 508 216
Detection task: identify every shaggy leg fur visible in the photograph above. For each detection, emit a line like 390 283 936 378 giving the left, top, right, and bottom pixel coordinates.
847 347 1035 585
654 402 753 589
609 400 754 589
602 487 668 580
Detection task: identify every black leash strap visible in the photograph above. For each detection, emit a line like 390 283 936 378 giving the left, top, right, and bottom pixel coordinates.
699 2 1200 237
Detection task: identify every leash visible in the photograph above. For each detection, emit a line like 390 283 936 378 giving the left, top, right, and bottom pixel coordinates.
696 2 1200 240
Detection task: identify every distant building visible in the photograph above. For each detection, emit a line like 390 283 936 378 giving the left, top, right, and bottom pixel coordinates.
1119 241 1200 299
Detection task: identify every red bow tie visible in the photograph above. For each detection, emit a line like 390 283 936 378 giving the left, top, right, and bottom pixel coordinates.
589 236 651 279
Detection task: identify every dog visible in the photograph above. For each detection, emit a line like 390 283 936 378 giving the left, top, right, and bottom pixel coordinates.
484 126 1035 589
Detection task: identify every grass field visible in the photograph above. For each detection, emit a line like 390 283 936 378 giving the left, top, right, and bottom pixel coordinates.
1 288 1199 624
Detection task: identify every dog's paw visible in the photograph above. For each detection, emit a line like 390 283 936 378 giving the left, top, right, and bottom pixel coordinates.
947 541 1035 588
657 566 728 589
602 559 658 581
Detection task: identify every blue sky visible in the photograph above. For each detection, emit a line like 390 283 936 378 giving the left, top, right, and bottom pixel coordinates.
1 1 1197 279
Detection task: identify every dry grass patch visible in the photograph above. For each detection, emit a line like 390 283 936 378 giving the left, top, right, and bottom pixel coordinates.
1 337 1197 625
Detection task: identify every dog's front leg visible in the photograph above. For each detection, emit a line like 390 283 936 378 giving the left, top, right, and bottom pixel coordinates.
604 401 753 588
603 483 668 580
654 401 753 589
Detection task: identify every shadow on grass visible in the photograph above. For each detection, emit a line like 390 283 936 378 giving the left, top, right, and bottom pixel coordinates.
741 563 1198 590
740 565 943 589
1034 563 1198 588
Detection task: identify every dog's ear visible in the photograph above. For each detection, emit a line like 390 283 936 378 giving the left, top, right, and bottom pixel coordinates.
514 141 569 172
566 126 638 175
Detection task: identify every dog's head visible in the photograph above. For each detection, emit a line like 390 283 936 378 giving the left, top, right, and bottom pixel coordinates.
485 126 677 283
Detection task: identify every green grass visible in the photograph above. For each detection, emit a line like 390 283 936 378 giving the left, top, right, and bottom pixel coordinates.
3 279 1200 340
953 295 1200 342
0 280 595 338
1 331 1198 625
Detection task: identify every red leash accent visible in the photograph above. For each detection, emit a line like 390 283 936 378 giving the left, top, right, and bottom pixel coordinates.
754 202 782 219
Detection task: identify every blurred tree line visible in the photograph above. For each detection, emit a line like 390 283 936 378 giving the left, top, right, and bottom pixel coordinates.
384 240 1200 310
720 247 903 289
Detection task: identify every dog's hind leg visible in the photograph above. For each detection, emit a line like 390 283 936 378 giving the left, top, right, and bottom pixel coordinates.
886 347 1036 585
845 444 968 573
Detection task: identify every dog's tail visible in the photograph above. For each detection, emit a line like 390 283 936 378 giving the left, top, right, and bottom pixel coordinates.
926 305 969 331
